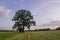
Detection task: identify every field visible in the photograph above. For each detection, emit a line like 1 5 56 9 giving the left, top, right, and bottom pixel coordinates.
0 30 60 40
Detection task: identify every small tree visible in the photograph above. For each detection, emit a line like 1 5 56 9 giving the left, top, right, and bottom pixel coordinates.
12 10 36 32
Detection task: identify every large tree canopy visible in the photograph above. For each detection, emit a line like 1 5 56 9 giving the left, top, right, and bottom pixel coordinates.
12 10 36 32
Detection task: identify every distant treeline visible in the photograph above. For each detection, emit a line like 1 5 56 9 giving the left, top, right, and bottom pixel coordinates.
55 27 60 30
0 30 15 32
0 27 60 32
26 27 60 32
34 28 50 31
36 27 60 31
25 28 51 32
33 27 60 31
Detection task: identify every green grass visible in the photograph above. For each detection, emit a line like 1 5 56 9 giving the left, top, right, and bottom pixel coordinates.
0 30 60 40
30 30 60 40
0 32 29 40
0 32 20 40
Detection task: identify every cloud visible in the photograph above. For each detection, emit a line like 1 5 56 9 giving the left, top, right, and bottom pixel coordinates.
50 20 60 24
0 6 12 17
40 20 60 29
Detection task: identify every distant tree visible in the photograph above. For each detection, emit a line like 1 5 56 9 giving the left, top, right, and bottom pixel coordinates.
55 27 60 30
12 10 36 32
39 28 50 31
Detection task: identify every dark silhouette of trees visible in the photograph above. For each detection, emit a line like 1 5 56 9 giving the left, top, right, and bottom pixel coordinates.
39 28 50 31
12 10 36 32
55 27 60 30
34 28 50 31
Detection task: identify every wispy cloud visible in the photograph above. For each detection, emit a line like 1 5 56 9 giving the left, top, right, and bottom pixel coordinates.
0 6 12 17
40 20 60 29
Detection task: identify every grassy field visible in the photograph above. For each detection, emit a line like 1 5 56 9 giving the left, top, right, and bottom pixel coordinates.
0 30 60 40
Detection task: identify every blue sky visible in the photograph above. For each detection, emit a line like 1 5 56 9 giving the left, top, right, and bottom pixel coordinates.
0 0 60 30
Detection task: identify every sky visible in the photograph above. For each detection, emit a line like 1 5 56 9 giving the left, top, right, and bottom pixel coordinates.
0 0 60 30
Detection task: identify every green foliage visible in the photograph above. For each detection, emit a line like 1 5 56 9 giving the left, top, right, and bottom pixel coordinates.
12 10 36 32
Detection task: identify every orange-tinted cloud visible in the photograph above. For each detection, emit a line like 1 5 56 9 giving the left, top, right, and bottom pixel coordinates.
0 6 12 17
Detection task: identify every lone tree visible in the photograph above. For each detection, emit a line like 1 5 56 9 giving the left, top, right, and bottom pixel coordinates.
12 10 36 32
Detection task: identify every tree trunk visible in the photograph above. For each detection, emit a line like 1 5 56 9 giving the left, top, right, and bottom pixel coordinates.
22 25 24 32
22 21 25 32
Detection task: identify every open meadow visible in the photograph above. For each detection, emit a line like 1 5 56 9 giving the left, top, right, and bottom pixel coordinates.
0 30 60 40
